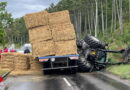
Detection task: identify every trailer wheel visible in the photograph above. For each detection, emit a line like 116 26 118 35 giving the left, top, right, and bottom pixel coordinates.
84 35 105 49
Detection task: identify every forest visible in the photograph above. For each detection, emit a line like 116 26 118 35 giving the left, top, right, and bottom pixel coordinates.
0 0 130 48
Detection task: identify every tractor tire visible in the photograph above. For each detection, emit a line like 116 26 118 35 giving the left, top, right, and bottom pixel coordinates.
84 35 105 49
77 60 91 72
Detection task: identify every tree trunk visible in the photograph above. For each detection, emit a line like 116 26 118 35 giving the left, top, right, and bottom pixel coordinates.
111 0 114 33
101 0 105 36
129 0 130 21
105 0 108 31
84 11 87 34
95 0 98 37
88 10 91 35
114 0 117 30
79 10 82 39
119 0 123 34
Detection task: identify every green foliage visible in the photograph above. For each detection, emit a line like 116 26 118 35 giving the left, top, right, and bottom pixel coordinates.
10 17 29 44
107 65 130 79
0 2 13 45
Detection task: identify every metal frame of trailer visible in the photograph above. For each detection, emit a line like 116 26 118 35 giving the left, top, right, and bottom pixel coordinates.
38 55 79 71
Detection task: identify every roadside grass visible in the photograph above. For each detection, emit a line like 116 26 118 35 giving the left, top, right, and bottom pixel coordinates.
106 65 130 79
106 42 130 79
0 64 9 76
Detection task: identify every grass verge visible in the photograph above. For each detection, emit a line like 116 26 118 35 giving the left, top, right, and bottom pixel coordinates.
106 65 130 79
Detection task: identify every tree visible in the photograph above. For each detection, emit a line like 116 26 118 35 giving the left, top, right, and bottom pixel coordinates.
0 2 13 45
95 0 98 37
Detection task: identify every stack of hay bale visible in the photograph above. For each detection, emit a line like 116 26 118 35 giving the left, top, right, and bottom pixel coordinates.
49 10 77 56
14 54 30 70
1 53 14 70
24 11 55 57
24 10 77 57
1 53 43 75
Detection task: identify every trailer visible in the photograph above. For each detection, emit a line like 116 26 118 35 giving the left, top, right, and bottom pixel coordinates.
38 54 79 74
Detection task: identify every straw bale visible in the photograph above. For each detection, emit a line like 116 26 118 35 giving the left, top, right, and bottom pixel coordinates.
32 40 55 57
55 40 78 56
49 10 71 25
29 26 52 43
14 53 30 70
29 56 42 70
51 24 76 41
24 11 49 29
10 70 43 76
1 53 14 70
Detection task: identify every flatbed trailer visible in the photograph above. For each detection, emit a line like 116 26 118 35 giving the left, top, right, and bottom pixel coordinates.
38 54 79 74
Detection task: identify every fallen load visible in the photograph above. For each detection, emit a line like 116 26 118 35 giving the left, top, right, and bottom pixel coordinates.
1 53 43 75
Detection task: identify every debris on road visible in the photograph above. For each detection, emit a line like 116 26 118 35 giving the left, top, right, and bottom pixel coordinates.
1 53 42 75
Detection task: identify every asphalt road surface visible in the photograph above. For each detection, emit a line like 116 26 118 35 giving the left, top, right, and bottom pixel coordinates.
1 72 129 90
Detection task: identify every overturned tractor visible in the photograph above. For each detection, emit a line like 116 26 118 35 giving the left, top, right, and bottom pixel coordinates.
77 35 130 72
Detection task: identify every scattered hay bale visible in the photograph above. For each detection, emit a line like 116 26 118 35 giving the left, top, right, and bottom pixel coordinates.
1 53 14 70
32 40 55 57
55 40 78 56
51 23 76 41
24 11 49 29
29 25 52 43
49 10 71 25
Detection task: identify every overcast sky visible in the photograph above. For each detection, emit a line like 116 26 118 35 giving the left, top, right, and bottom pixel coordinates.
1 0 59 18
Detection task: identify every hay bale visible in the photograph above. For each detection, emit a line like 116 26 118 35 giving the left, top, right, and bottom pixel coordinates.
51 23 76 41
49 10 71 25
29 56 42 70
14 53 30 70
29 26 52 43
55 40 78 56
1 53 14 70
32 40 55 57
24 11 49 29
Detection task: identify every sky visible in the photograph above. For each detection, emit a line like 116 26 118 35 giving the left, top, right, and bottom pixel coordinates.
0 0 59 18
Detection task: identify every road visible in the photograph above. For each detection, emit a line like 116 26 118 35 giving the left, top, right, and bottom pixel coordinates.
1 72 130 90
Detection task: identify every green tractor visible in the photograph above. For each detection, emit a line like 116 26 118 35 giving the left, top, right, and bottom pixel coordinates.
77 35 130 72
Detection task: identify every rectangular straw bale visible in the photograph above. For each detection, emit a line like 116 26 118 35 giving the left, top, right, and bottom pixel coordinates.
24 11 49 29
49 10 71 25
29 26 52 43
1 53 14 70
29 55 42 70
55 40 78 56
51 24 76 41
32 40 55 57
14 53 30 70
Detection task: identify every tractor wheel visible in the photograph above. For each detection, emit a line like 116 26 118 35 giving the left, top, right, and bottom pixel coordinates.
77 58 91 72
84 35 105 49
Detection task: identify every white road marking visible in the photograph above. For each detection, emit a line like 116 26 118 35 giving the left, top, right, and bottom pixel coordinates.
63 78 72 87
